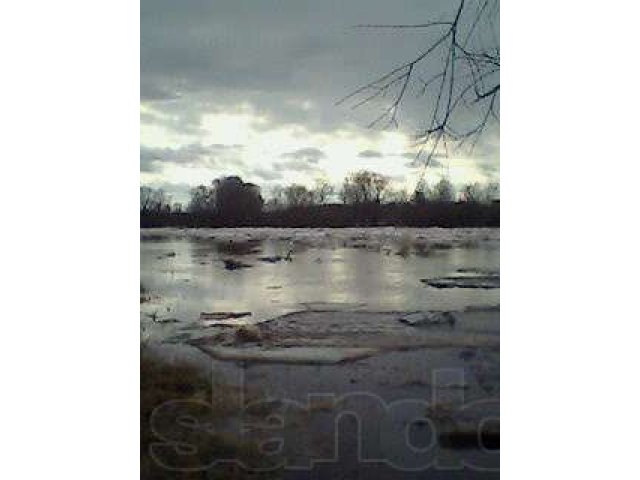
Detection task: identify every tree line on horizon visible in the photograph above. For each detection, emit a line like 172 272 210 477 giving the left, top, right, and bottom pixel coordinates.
140 170 500 218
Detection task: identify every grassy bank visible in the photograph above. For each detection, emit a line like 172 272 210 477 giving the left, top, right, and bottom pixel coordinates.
140 349 279 479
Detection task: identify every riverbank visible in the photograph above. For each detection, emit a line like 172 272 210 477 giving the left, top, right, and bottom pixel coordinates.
141 202 500 229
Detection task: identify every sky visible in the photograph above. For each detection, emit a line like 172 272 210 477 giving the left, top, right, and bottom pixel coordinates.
141 0 500 205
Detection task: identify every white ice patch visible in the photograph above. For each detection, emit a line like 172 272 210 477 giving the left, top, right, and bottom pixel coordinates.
141 226 499 249
195 345 379 365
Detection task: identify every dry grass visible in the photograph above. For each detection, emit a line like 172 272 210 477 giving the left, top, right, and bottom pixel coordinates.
140 283 151 304
140 349 279 479
306 399 336 414
234 325 262 343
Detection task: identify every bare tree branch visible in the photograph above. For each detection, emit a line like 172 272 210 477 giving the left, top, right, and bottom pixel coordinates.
339 0 500 165
354 21 453 29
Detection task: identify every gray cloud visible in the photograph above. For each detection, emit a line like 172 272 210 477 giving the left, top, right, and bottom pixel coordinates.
140 108 206 136
358 149 383 158
140 0 488 135
471 134 500 179
273 159 323 173
140 81 182 102
250 167 284 181
280 147 326 164
476 158 500 178
141 0 499 182
140 143 244 172
272 147 327 173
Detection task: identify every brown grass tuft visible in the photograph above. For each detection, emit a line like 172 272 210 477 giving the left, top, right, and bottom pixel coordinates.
140 349 278 479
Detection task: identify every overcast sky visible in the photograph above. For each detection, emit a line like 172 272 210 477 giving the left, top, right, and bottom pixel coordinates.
141 0 499 204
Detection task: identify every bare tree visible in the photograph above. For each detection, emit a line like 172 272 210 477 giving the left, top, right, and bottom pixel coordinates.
264 185 286 211
188 185 216 214
140 186 154 214
341 170 390 204
140 186 171 214
383 187 409 204
312 178 335 204
483 181 500 202
461 182 484 202
461 181 500 202
431 177 456 202
372 174 390 203
338 0 499 164
412 178 432 204
212 176 263 220
284 184 314 207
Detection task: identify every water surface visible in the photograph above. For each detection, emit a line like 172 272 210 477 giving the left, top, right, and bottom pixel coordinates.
141 228 499 342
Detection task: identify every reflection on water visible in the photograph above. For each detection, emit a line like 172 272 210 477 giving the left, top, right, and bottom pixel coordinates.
141 229 499 340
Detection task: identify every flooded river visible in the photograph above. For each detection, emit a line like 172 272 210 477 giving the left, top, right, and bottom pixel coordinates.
141 227 500 477
141 227 499 343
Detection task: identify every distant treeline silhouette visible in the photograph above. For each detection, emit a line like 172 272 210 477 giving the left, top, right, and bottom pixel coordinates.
141 171 499 228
